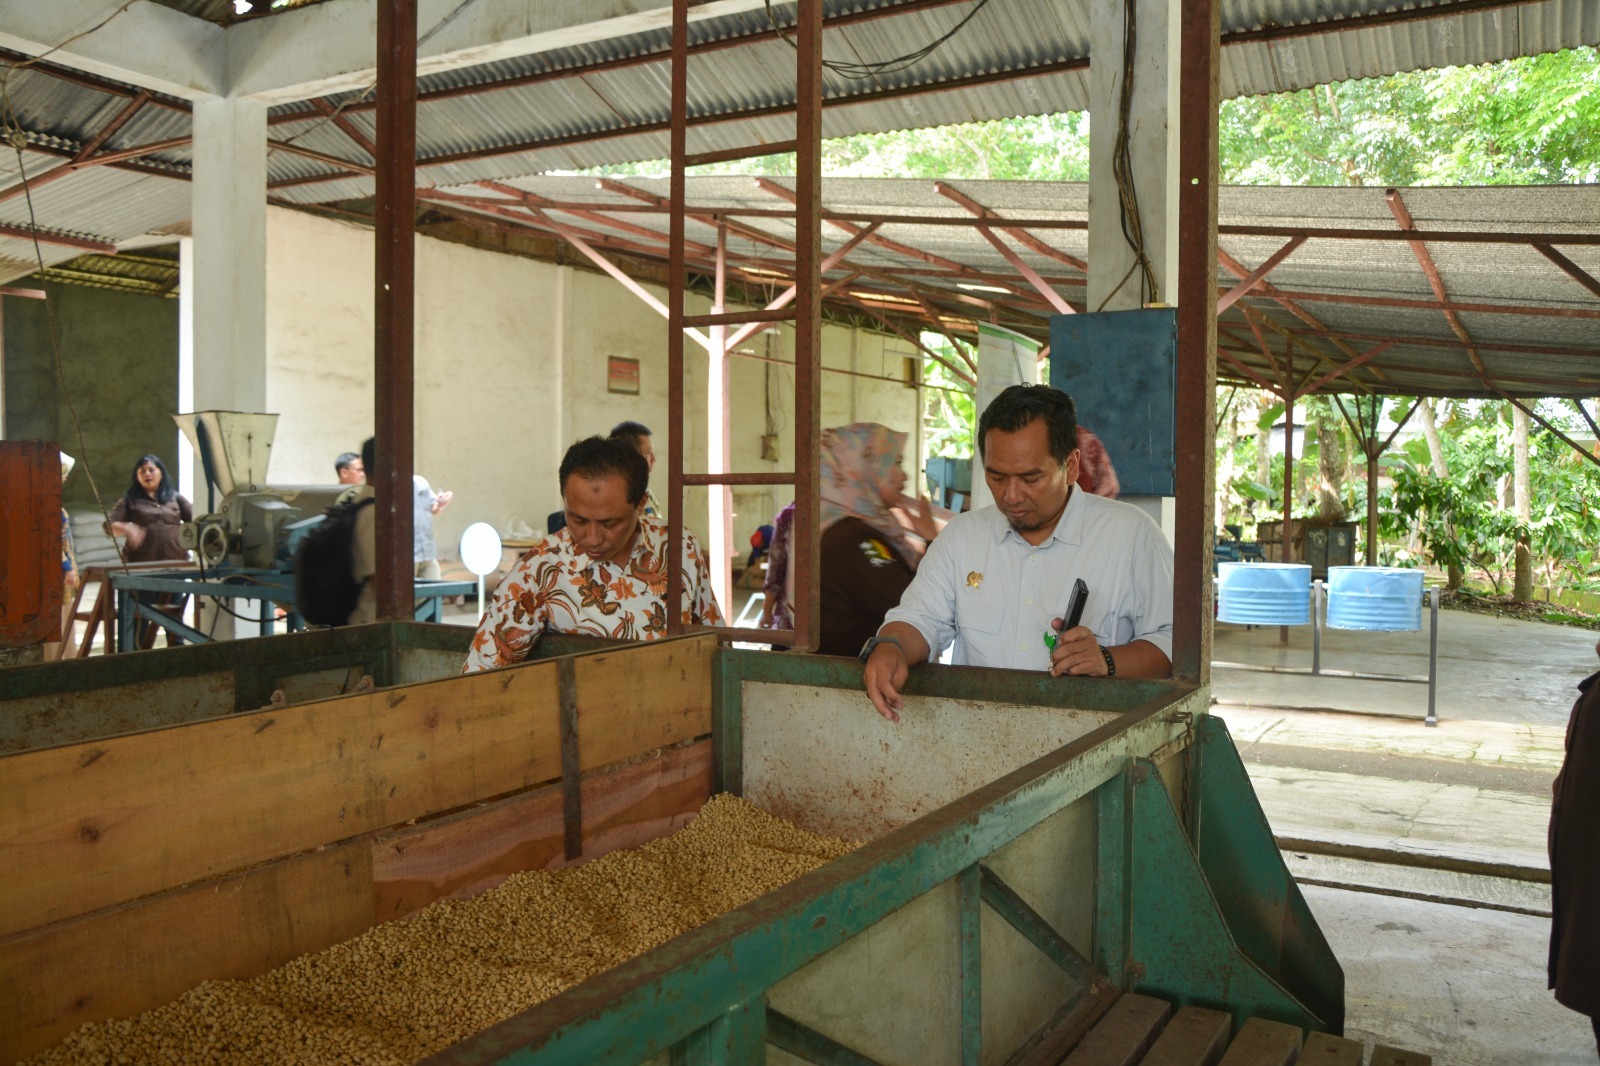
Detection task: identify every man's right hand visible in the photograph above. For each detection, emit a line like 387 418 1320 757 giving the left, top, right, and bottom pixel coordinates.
864 642 910 723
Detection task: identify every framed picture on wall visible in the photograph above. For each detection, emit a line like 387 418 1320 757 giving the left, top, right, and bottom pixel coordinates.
607 355 640 395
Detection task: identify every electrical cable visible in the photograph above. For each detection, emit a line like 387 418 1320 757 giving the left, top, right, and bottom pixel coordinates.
1096 0 1158 311
762 0 992 81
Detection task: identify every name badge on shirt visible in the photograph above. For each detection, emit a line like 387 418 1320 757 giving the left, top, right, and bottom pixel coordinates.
966 571 983 589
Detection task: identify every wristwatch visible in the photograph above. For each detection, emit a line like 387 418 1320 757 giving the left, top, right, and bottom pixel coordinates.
859 635 903 662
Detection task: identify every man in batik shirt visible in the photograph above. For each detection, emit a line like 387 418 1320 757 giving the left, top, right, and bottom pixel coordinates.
463 436 722 672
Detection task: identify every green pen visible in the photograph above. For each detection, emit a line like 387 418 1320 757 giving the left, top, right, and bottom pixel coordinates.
1043 578 1088 652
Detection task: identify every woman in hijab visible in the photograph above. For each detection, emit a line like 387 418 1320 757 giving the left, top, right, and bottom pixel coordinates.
814 423 939 656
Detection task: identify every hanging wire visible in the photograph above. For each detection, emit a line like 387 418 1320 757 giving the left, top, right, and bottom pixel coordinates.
763 0 993 81
1096 0 1158 311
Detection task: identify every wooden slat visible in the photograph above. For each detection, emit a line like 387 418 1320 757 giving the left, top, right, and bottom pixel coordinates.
1063 992 1171 1065
371 740 713 921
1371 1046 1431 1066
1014 986 1121 1066
1216 1017 1303 1066
1141 1005 1233 1066
574 634 716 770
0 841 372 1063
1302 1031 1364 1064
0 658 562 936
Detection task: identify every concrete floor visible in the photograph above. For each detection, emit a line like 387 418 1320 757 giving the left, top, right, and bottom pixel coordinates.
1213 612 1600 1065
1213 609 1599 727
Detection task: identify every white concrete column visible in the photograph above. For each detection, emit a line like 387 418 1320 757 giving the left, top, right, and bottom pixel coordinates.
1087 0 1179 544
1087 0 1181 313
177 236 195 500
189 96 268 414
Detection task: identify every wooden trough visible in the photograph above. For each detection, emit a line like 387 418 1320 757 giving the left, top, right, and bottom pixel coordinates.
1 635 1342 1065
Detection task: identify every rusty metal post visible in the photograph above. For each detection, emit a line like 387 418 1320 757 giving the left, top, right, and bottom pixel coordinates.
709 223 733 614
374 0 417 620
1172 0 1219 684
1280 343 1295 645
791 0 823 653
666 0 689 635
1366 433 1379 565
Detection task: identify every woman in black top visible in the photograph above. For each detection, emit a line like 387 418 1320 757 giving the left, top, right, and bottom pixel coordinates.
107 454 193 646
108 454 192 563
815 423 939 656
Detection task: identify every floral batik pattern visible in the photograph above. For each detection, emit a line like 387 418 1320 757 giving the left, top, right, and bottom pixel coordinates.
463 514 722 672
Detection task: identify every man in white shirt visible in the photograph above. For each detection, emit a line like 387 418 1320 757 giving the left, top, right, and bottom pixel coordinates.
861 384 1173 722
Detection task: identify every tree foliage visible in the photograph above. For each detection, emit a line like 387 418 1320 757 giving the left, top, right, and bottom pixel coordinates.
1218 47 1600 185
584 48 1599 187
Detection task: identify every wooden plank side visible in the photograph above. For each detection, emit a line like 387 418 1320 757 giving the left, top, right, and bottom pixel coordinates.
1141 1005 1233 1066
370 740 713 922
0 659 562 937
1216 1017 1303 1066
1371 1046 1431 1066
1063 992 1171 1065
0 841 372 1064
574 634 716 770
1302 1032 1364 1064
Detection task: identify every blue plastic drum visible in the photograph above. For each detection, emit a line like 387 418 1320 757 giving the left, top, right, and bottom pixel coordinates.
1325 566 1424 631
1217 562 1312 625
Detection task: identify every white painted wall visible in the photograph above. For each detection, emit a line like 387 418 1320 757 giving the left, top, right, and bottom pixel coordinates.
262 206 921 578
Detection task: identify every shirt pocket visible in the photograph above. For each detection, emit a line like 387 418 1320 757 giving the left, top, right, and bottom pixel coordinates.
955 581 1007 636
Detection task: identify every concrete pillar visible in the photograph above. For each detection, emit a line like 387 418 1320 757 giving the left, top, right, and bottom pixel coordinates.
189 96 267 415
1087 0 1180 544
177 236 195 501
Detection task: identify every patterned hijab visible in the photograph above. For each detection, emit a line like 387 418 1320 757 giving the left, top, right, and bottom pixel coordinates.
820 423 920 570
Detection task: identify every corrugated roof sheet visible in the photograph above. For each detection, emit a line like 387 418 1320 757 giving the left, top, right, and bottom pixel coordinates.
402 174 1598 398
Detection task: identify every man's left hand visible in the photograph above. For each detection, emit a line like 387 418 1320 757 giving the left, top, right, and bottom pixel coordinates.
1048 623 1108 677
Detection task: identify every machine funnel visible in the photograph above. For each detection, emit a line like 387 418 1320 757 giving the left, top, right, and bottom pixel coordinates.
174 411 279 505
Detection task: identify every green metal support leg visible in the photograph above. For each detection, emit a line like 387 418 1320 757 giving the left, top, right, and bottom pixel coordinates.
670 997 767 1065
958 862 982 1066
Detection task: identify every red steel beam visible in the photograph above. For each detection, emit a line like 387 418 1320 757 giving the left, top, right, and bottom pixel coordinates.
311 97 379 158
1294 339 1396 397
755 177 1049 306
373 0 418 621
974 224 1076 314
1386 187 1488 380
1216 236 1304 314
933 181 1089 273
1228 284 1600 321
1495 389 1600 472
0 48 189 112
1174 0 1220 681
0 223 114 253
1534 243 1600 301
1218 246 1391 386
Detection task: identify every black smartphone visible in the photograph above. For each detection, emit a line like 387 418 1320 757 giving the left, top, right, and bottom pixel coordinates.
1061 578 1088 633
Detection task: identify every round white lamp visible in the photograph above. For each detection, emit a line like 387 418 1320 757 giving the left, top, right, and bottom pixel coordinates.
458 522 503 620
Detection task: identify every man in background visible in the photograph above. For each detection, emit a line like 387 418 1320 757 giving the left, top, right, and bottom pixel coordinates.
463 436 721 671
335 452 364 485
610 420 664 519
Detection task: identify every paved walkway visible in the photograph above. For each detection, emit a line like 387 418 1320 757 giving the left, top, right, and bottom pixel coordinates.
1213 608 1598 727
1210 612 1598 1065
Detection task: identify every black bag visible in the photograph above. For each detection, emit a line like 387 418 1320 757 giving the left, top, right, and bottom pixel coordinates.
294 497 375 626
